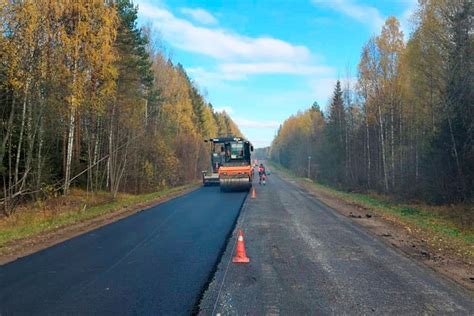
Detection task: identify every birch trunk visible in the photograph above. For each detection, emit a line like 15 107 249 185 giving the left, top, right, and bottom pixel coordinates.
366 116 371 188
107 102 115 191
390 102 395 190
36 118 44 192
0 97 16 167
378 104 389 192
64 107 76 195
14 80 30 187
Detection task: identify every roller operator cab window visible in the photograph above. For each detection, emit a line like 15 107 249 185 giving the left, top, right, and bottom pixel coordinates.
225 142 244 161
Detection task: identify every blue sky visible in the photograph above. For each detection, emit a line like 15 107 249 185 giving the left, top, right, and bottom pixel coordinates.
136 0 417 147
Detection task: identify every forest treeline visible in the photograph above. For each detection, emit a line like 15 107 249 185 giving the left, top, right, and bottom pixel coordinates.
0 0 241 215
271 0 472 204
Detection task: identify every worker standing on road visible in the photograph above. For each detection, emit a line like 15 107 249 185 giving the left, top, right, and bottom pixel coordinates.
258 163 266 185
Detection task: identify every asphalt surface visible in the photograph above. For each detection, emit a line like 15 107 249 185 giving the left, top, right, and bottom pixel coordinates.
200 171 474 315
0 186 247 315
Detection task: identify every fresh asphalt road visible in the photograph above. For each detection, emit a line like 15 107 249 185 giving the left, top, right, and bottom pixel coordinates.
0 187 247 315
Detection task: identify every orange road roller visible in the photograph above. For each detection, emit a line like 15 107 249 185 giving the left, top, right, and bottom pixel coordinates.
203 137 254 192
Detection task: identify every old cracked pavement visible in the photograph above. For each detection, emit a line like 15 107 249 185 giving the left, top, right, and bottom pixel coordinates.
200 171 473 315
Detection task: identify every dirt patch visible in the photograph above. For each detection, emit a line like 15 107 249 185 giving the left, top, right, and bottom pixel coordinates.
0 186 198 265
283 175 473 292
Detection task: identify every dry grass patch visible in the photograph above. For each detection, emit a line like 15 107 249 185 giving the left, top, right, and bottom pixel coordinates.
0 184 196 248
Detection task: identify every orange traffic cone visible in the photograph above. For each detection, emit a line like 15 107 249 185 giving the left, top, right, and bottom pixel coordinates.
232 229 250 263
251 187 256 199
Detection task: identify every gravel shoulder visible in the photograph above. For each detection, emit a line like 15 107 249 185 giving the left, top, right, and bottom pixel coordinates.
199 170 473 315
291 175 474 291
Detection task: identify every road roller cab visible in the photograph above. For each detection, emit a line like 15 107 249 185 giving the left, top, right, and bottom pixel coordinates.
204 137 254 191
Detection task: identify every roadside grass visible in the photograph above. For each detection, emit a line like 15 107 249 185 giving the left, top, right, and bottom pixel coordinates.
269 162 474 261
0 184 197 249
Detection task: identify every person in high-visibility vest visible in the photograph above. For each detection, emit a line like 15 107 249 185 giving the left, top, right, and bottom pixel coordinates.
258 163 266 185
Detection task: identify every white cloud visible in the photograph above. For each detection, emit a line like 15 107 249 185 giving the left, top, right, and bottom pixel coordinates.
186 63 334 88
312 0 417 38
180 7 218 25
234 117 280 129
219 62 333 76
185 67 244 91
312 0 384 32
187 66 243 82
398 0 417 39
138 1 311 62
